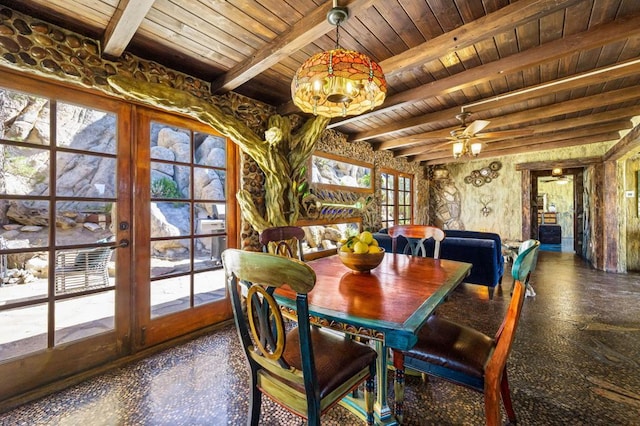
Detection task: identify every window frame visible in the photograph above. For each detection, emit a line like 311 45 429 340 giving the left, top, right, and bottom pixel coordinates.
379 168 414 229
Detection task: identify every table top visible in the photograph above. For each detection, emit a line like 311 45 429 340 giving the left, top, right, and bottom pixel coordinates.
275 253 471 350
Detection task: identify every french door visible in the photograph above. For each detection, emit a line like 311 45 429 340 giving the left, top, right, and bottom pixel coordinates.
132 108 235 349
0 71 236 403
0 71 133 400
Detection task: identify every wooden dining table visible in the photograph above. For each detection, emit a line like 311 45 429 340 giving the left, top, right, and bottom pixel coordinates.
275 252 472 425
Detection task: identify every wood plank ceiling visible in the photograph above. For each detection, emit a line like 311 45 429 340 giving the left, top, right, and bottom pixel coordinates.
4 0 640 165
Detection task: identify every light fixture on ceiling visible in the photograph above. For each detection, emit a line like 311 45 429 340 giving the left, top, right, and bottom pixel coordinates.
291 1 387 118
452 139 482 158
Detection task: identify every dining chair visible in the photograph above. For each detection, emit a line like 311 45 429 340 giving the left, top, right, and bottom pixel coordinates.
259 225 306 260
512 239 540 296
395 240 540 425
222 249 377 426
388 225 445 258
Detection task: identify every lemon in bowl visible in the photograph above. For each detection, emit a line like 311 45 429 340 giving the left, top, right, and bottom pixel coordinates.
338 232 385 273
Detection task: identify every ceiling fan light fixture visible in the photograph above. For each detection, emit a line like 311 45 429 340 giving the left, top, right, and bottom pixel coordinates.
471 142 482 156
291 2 386 118
453 141 464 158
452 139 481 158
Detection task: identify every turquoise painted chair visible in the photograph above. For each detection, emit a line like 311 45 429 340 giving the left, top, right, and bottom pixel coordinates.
222 249 377 426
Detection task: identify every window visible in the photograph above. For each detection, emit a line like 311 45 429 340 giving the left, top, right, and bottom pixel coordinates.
310 152 372 191
380 169 413 228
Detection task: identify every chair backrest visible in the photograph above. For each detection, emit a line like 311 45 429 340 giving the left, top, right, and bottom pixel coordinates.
485 240 540 385
259 226 306 260
388 225 445 258
221 249 319 412
518 239 540 275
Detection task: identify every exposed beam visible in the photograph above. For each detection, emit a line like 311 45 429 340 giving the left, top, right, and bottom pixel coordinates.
102 0 155 58
603 123 640 161
413 121 630 162
344 14 640 139
210 0 379 94
381 0 583 78
420 133 620 165
374 84 640 157
516 157 603 171
392 107 640 156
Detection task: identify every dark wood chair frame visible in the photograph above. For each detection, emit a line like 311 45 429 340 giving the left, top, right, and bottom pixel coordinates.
259 225 306 260
395 240 540 425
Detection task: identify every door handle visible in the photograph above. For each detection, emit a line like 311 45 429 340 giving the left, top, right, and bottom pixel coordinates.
114 239 129 248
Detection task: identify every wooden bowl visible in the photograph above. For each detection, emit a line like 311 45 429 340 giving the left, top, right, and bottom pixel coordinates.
338 249 385 273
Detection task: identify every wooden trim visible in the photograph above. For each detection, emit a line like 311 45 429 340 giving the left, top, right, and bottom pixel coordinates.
516 157 602 171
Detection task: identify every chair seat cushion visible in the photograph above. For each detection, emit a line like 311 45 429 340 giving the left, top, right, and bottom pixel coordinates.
406 315 495 378
283 327 377 398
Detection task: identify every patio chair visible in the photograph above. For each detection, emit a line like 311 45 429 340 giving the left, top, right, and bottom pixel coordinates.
388 225 445 258
398 240 540 425
259 225 305 260
222 249 377 426
55 246 114 294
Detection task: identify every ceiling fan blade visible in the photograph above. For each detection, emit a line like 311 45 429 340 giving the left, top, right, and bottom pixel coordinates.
474 129 534 139
462 119 490 136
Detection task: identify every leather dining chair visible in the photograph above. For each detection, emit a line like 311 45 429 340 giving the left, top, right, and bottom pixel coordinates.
259 225 306 260
397 240 540 425
222 249 378 426
388 225 445 258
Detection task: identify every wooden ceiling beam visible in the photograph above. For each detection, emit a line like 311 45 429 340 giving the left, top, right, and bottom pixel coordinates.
380 0 582 78
102 0 155 58
210 0 379 94
379 86 640 155
344 14 640 139
412 121 630 162
603 123 640 162
420 133 620 165
516 157 604 171
379 87 640 152
392 107 640 156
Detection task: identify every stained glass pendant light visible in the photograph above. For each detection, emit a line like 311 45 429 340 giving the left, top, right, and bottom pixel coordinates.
291 1 387 118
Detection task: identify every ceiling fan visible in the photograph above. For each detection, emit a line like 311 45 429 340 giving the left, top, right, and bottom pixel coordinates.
448 111 533 142
540 168 572 184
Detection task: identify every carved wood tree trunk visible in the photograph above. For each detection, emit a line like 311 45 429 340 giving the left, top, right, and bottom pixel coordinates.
108 76 329 232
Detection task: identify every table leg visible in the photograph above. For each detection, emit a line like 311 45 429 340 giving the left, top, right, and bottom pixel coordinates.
392 349 405 424
374 341 395 423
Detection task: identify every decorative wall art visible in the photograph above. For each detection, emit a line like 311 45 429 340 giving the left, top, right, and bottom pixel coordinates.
464 161 502 187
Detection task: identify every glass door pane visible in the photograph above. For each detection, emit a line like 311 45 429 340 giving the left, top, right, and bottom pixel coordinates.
0 74 131 403
135 109 234 348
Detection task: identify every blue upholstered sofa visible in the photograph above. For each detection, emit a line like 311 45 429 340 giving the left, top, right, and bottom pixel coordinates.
373 229 504 290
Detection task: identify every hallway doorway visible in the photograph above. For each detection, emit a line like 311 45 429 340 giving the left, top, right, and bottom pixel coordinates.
526 167 585 257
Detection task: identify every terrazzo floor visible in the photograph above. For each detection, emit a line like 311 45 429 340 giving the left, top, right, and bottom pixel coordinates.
1 251 640 425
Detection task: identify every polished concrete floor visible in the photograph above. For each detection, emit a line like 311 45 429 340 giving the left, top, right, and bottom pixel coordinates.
1 251 639 425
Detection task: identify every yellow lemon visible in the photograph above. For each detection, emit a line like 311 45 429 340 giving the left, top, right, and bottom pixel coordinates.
340 244 353 253
368 245 382 254
359 231 374 245
353 241 369 254
370 238 379 247
339 238 348 244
